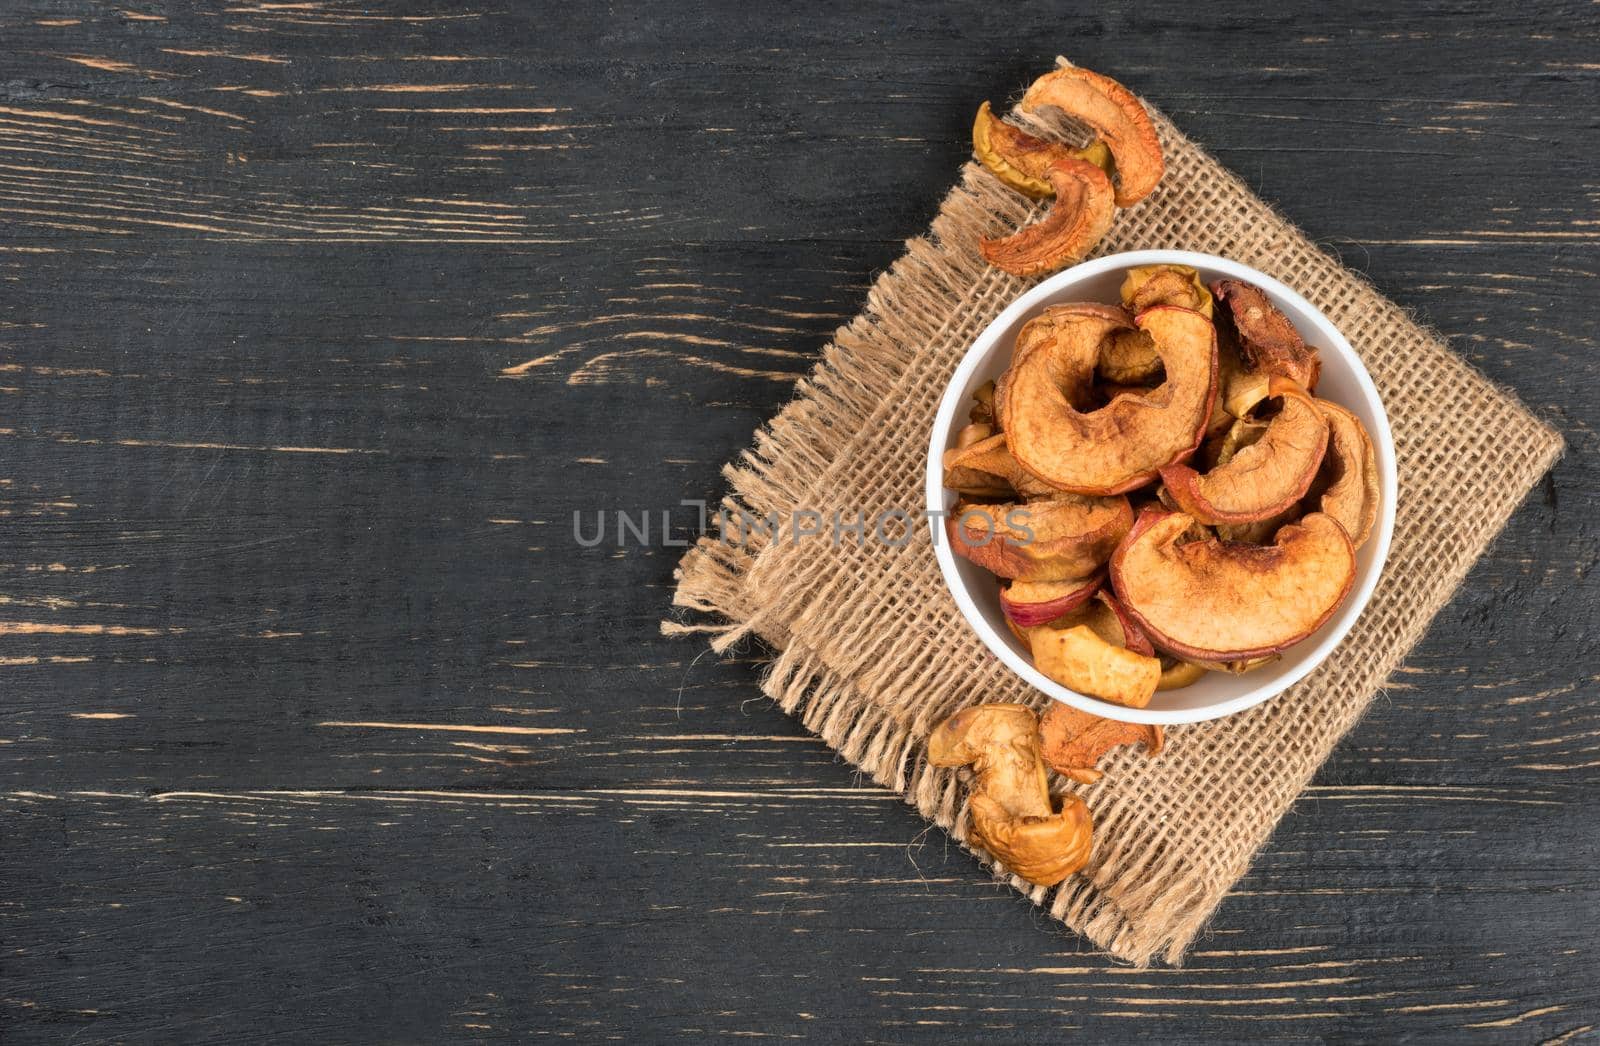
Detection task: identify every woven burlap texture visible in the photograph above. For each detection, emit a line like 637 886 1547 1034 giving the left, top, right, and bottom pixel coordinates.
665 73 1563 966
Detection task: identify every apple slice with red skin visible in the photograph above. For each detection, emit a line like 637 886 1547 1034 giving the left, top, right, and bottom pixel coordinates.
1000 305 1218 496
1211 279 1321 392
979 159 1116 277
1038 701 1164 785
1019 66 1165 207
995 302 1131 423
943 432 1060 499
948 494 1132 582
1310 399 1381 549
1110 507 1356 661
1010 588 1152 655
971 100 1113 199
1001 574 1102 628
1158 377 1329 525
1093 591 1155 657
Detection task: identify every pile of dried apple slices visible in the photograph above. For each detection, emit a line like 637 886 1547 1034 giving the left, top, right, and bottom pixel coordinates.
973 65 1166 276
942 264 1381 711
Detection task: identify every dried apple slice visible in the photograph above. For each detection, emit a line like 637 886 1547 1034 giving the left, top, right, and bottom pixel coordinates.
970 380 996 426
1016 588 1152 656
1038 701 1163 785
1159 377 1329 525
1210 329 1253 433
1001 574 1101 628
971 100 1113 198
954 422 994 450
1091 591 1155 657
1310 399 1381 548
1110 508 1356 661
1121 264 1213 319
1032 625 1161 708
1097 328 1162 385
1208 415 1269 469
979 159 1115 277
1099 265 1214 384
1215 503 1300 545
927 704 1093 886
1001 305 1218 495
948 495 1132 582
943 433 1059 499
1156 657 1207 691
998 302 1130 413
1222 368 1274 422
1189 654 1280 674
1005 577 1162 698
1212 279 1321 392
1006 614 1034 653
1020 66 1165 207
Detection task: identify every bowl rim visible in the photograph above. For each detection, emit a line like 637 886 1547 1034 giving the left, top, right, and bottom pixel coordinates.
925 249 1397 725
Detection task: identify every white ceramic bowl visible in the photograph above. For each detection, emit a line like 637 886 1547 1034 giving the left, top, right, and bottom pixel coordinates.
926 250 1396 725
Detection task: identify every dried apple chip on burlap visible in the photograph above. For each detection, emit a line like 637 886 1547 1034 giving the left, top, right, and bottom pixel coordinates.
1038 702 1164 785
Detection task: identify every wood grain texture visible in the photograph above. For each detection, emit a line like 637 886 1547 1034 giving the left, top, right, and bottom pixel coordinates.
1 1 1596 1042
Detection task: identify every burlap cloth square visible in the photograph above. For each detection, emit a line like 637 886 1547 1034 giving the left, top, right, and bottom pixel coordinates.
664 63 1563 966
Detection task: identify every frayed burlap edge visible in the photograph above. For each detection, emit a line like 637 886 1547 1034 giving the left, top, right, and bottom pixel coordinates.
664 67 1563 966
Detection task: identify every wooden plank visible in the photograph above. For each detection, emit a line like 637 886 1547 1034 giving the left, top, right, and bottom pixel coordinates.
1 1 1596 1041
5 784 1597 1041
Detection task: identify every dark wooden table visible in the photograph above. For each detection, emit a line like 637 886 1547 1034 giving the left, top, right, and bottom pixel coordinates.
3 3 1597 1042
